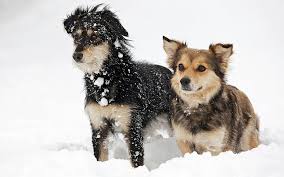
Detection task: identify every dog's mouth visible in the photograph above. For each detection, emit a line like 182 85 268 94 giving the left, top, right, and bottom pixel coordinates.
74 59 96 65
181 85 202 92
181 85 192 91
84 61 97 65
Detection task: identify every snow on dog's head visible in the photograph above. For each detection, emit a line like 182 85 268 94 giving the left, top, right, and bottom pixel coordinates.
63 4 129 73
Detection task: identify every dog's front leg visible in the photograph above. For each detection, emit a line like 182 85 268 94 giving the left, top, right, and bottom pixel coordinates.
91 122 110 161
176 140 194 155
128 112 144 167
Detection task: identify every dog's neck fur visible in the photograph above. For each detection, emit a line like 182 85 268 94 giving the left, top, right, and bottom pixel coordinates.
84 40 133 105
173 85 227 135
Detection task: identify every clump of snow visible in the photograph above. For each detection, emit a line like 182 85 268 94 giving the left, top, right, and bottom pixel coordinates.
89 74 94 80
183 109 191 116
101 88 109 97
118 52 123 58
114 39 122 48
102 71 108 75
98 97 108 106
94 77 104 87
105 80 110 85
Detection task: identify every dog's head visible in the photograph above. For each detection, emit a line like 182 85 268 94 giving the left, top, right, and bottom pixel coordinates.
63 5 128 73
163 36 233 106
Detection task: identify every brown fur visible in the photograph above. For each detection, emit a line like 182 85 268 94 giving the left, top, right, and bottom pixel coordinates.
85 103 132 160
99 143 109 161
74 42 110 74
176 140 194 154
163 36 259 155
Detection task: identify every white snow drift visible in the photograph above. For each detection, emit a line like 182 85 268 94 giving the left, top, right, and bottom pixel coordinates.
0 0 284 177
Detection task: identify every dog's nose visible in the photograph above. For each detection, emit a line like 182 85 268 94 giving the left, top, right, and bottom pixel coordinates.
73 52 83 62
180 77 191 86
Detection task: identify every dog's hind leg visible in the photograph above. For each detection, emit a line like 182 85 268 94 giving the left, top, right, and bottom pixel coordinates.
91 120 110 161
127 111 144 167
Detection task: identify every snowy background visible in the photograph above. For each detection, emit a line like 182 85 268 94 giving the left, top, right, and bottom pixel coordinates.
1 0 284 176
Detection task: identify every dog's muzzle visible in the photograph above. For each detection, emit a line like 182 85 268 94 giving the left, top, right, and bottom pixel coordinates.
180 77 192 91
73 52 83 62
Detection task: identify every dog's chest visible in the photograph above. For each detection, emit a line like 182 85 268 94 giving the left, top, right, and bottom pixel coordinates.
85 73 115 105
85 102 132 132
192 127 226 154
173 121 226 154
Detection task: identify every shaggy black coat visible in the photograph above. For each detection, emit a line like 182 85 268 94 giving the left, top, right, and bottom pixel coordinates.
64 5 172 167
84 44 171 167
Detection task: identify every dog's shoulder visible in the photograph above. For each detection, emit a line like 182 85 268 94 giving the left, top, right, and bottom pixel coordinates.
224 85 254 112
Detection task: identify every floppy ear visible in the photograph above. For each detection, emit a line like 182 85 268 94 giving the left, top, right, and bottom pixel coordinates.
63 16 75 34
209 43 233 73
163 36 185 68
63 8 85 34
63 7 88 34
101 10 128 37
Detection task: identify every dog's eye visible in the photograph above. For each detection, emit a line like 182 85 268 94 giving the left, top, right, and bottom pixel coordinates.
178 64 185 71
197 65 206 72
72 29 82 38
72 32 80 38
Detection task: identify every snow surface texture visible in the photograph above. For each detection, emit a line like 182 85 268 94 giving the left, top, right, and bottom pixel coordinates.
1 0 284 176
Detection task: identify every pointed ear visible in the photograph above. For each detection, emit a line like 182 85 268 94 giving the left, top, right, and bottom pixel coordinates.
163 36 185 68
209 43 233 73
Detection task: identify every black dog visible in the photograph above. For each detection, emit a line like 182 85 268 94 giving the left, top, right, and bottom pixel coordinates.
63 5 172 167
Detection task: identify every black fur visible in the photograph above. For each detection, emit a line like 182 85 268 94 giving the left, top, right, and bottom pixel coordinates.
64 5 129 46
84 46 172 167
64 5 172 167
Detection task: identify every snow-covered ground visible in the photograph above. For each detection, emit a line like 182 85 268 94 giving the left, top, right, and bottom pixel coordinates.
1 0 284 176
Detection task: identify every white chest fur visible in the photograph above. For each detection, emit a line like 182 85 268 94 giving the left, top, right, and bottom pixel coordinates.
193 127 226 154
173 123 226 155
85 103 132 132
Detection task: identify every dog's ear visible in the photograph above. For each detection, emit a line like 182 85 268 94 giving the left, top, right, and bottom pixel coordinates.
63 16 75 34
101 10 128 37
63 7 87 34
209 43 233 73
163 36 186 68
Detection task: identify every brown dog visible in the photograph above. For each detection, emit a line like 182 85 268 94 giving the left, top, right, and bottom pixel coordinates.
163 36 259 155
